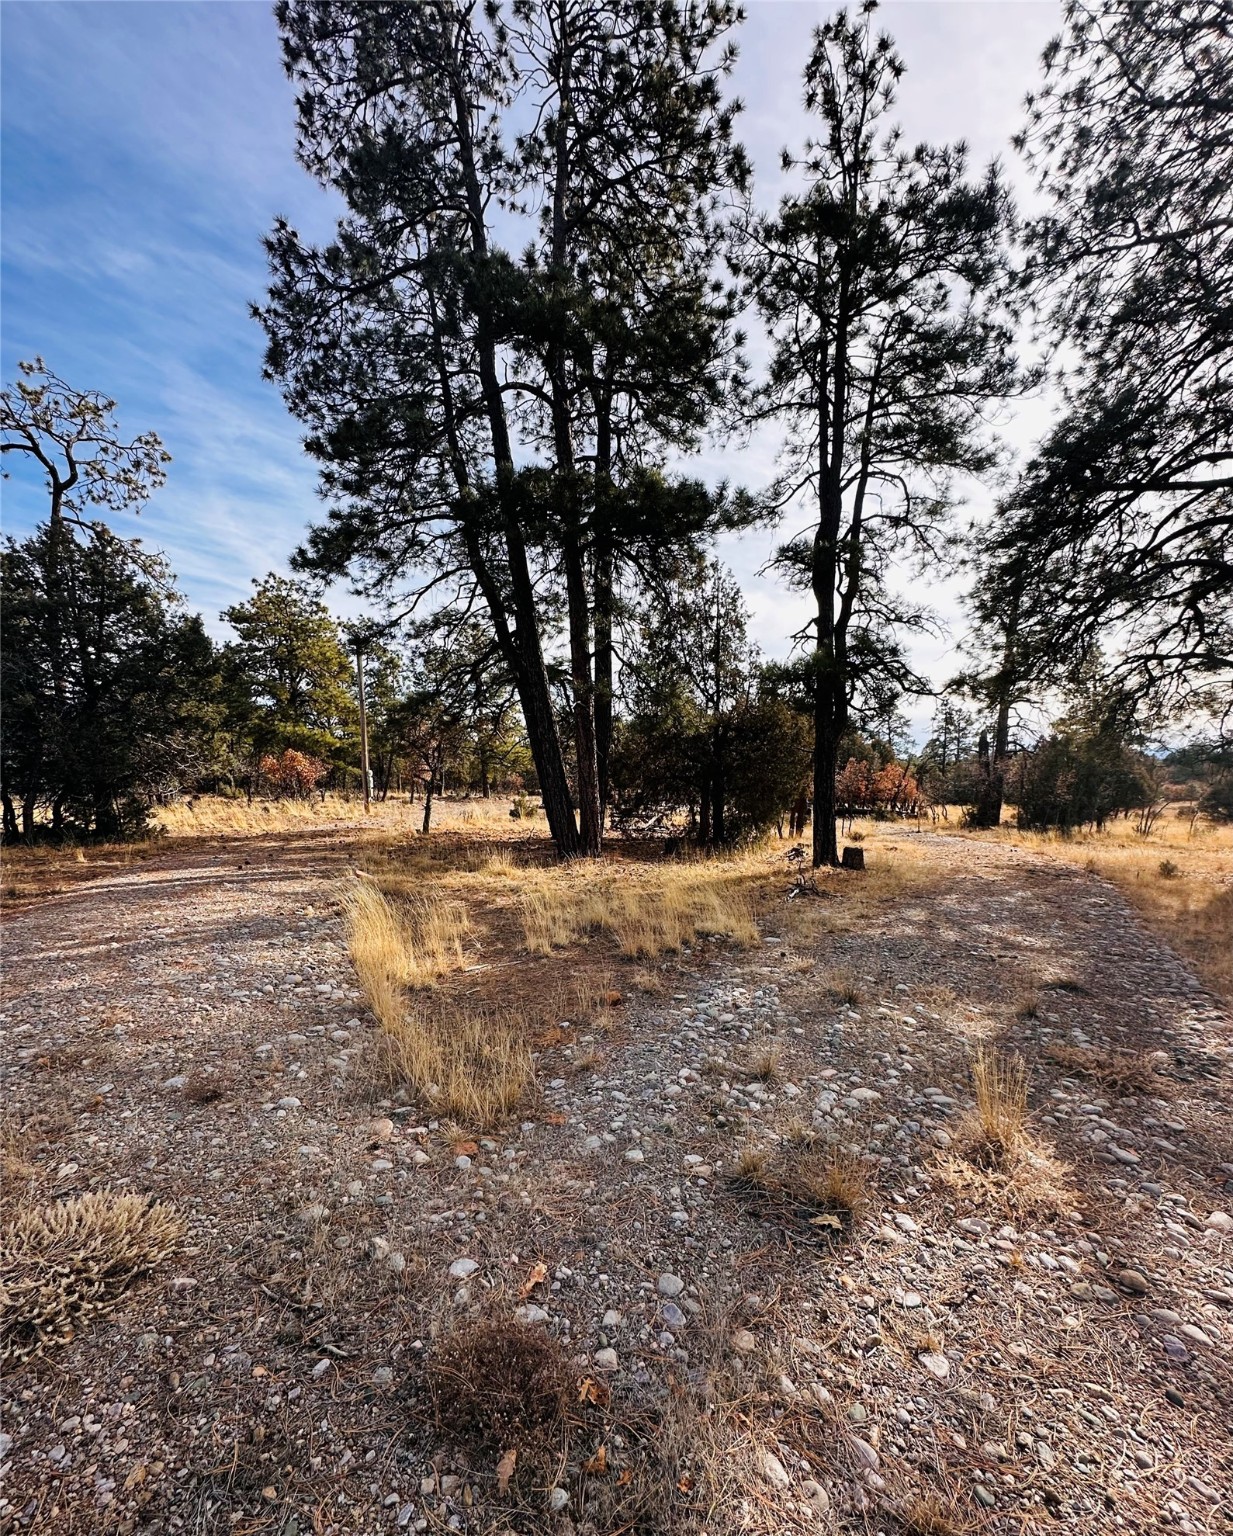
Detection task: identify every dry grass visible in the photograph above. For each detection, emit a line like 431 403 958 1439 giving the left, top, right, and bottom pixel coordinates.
343 880 468 992
181 1069 231 1105
936 1048 1073 1218
1 838 158 905
367 1003 534 1126
892 1492 970 1535
824 967 864 1007
970 1046 1028 1160
730 1140 871 1241
936 808 1233 1003
520 857 762 959
736 1044 781 1082
155 791 521 840
426 1316 573 1453
1044 1043 1161 1095
0 1191 184 1364
344 881 531 1122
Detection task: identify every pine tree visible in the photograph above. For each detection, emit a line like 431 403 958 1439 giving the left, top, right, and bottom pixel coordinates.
990 1 1233 721
740 1 1022 865
258 0 748 855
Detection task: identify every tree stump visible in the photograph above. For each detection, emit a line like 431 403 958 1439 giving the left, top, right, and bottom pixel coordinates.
841 846 865 871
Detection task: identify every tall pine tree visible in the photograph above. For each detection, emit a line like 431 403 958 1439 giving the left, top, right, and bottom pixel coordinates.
741 1 1022 865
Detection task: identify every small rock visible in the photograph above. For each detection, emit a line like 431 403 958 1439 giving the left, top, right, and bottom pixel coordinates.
1204 1211 1233 1233
548 1487 569 1512
918 1351 950 1380
448 1258 479 1280
800 1479 830 1515
731 1328 758 1355
277 1095 302 1111
661 1302 687 1330
372 1366 394 1389
657 1273 685 1298
849 1437 879 1471
625 1147 645 1163
368 1117 395 1142
760 1451 790 1488
594 1347 619 1371
1117 1269 1151 1295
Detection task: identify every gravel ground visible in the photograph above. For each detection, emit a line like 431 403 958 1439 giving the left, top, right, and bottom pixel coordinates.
1 826 1231 1535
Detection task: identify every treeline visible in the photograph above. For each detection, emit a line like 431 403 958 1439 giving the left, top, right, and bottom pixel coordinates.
2 0 1228 856
0 524 530 840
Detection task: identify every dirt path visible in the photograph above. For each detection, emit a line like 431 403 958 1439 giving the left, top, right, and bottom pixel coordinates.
2 829 1230 1535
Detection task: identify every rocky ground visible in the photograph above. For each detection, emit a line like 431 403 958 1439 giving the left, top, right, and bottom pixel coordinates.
1 824 1231 1535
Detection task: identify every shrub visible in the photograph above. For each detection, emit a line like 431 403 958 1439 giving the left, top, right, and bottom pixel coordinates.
1 1191 184 1364
427 1317 571 1451
258 749 329 798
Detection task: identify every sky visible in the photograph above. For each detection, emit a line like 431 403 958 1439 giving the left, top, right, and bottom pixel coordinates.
1 0 1064 743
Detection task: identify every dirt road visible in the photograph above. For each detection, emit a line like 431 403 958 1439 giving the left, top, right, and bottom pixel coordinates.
2 828 1230 1534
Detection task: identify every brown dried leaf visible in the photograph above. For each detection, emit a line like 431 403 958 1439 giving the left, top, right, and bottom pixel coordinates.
518 1261 548 1300
496 1447 517 1494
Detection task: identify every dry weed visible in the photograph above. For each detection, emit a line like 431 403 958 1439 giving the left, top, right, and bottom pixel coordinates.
345 881 530 1122
427 1316 572 1453
344 880 468 991
891 1492 970 1535
936 1048 1072 1218
1045 1043 1160 1095
824 968 863 1007
970 1047 1028 1161
742 1044 781 1082
1 1191 184 1364
370 1007 533 1125
182 1069 230 1104
730 1140 870 1241
521 859 760 959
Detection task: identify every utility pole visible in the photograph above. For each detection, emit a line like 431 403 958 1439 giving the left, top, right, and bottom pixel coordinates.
355 643 371 813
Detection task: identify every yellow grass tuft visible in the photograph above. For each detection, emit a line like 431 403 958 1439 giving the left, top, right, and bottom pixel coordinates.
344 880 530 1122
520 859 760 959
971 1046 1028 1159
730 1140 870 1239
1044 1043 1160 1095
936 1048 1072 1217
1 1191 184 1363
370 1007 533 1125
343 880 468 991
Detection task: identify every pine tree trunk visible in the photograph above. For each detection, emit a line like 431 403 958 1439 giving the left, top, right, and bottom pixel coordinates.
813 696 841 867
564 541 602 856
593 537 614 823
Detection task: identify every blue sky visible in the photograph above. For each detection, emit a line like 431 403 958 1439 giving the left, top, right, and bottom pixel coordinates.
2 0 1062 732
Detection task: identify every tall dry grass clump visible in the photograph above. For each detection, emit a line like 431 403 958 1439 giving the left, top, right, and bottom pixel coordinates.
343 882 530 1122
1 1191 184 1364
521 861 759 959
343 880 468 991
936 1047 1071 1217
970 1046 1028 1162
